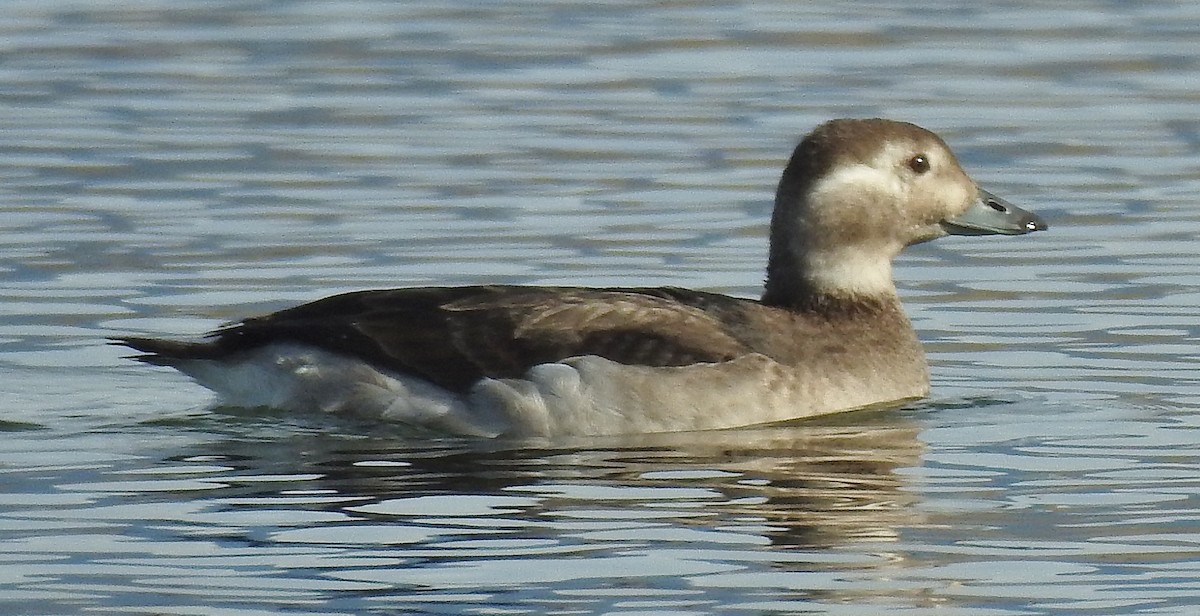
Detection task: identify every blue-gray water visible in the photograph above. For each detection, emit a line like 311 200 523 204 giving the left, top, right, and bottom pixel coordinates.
4 1 1200 614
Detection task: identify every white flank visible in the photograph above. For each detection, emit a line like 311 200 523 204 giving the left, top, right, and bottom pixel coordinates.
162 343 903 437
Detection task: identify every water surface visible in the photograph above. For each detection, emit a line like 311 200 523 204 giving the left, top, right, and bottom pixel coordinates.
3 1 1200 614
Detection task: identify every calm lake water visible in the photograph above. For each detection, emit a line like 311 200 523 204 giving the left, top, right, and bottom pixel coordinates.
4 0 1200 614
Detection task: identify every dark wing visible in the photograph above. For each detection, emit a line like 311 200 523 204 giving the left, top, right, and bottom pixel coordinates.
118 285 759 393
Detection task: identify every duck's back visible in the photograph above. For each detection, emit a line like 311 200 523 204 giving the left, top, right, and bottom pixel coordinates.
125 285 765 388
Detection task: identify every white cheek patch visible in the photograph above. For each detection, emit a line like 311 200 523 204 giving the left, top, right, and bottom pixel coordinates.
807 162 904 209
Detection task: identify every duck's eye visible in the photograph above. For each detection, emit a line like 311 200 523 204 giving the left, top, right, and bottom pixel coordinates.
907 154 930 174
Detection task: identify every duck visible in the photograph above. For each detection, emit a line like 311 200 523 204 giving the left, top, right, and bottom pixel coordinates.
116 118 1046 437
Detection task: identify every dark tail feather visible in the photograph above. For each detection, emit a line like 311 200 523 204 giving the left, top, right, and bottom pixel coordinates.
110 336 222 366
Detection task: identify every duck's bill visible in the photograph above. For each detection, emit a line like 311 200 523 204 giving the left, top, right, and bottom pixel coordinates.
942 189 1048 236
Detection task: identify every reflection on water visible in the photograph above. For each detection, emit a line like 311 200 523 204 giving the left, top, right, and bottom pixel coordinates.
2 412 922 613
4 0 1200 614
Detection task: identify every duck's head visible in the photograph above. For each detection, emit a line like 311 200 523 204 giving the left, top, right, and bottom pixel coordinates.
765 118 1046 306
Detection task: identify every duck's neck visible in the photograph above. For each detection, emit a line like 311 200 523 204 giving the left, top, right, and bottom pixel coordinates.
763 240 899 314
764 158 903 314
761 282 898 318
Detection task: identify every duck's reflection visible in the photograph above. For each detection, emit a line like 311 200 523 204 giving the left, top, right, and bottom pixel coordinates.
195 408 923 551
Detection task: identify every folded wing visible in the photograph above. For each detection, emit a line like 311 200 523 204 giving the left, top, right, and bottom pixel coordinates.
121 286 758 393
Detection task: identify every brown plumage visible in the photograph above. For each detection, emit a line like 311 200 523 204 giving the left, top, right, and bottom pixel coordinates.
121 286 755 392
